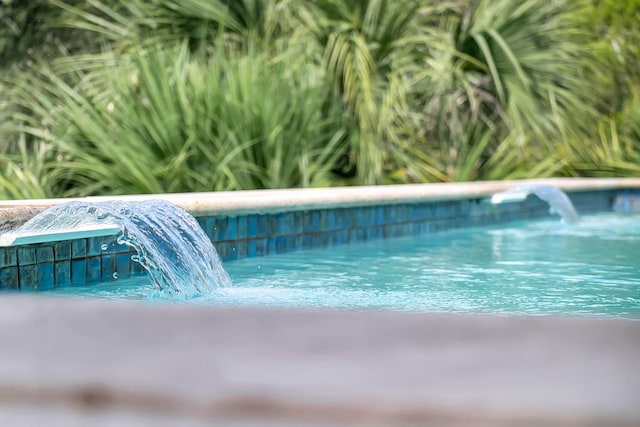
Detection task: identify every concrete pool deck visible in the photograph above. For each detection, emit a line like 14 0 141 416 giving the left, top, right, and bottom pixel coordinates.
0 296 638 426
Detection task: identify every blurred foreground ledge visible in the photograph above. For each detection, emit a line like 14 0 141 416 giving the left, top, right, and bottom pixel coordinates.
0 296 638 426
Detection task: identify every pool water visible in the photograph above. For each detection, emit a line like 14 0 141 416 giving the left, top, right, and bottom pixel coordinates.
46 213 640 317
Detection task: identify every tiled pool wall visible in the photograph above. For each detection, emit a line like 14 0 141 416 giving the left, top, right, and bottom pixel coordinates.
0 188 638 291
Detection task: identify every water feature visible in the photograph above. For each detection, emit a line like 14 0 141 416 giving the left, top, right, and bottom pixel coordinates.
12 200 231 297
491 184 579 223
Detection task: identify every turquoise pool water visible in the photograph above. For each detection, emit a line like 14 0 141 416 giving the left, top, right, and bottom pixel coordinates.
46 213 640 317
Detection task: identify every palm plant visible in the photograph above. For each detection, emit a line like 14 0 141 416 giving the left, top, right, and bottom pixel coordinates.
558 104 640 177
293 0 445 184
400 0 597 181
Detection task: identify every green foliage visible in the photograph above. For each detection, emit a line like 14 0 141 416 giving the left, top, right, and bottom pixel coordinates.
293 0 442 184
0 136 55 199
395 0 594 182
0 0 638 200
558 102 640 177
7 42 348 196
580 0 640 112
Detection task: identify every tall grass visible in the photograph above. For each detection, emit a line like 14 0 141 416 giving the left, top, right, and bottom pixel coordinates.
6 42 349 196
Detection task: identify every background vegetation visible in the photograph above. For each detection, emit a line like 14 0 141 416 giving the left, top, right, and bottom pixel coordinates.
1 0 638 199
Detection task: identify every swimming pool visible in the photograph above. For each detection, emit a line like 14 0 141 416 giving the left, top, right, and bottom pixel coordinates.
44 212 640 318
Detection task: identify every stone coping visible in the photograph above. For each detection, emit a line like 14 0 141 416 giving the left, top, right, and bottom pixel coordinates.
1 178 640 229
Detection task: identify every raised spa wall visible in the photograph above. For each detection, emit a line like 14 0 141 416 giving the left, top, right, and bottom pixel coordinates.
0 178 639 291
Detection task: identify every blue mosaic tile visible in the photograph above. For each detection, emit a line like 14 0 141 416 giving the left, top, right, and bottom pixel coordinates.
410 204 423 221
384 205 396 224
116 254 131 279
331 209 342 229
213 217 227 241
303 211 321 233
267 238 276 254
312 210 321 230
328 231 339 246
227 245 238 261
281 213 296 235
215 217 226 240
55 261 71 287
256 215 268 237
398 205 411 222
17 246 36 265
215 242 229 260
342 209 358 229
236 241 248 258
265 215 277 236
301 234 314 250
330 230 349 246
0 267 18 291
101 254 116 282
71 259 87 286
19 265 38 290
385 224 404 238
72 239 87 258
201 217 215 240
293 212 304 234
247 215 258 237
284 212 296 235
433 203 447 218
219 242 236 261
409 205 421 221
0 247 17 268
319 231 330 247
329 230 342 246
315 211 325 231
366 227 382 240
285 236 296 252
196 217 207 234
131 257 146 275
370 206 381 225
38 263 55 290
36 246 54 263
247 240 257 257
254 238 267 256
117 239 129 253
349 210 359 229
275 236 287 253
326 210 336 229
226 216 237 240
302 211 312 233
54 240 72 260
350 228 366 242
104 236 119 254
235 215 248 239
427 203 440 219
412 222 427 235
87 257 101 283
217 242 236 260
87 237 103 256
374 206 385 225
355 207 369 227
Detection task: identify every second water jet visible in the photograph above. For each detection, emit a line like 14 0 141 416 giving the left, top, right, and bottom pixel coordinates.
491 184 579 223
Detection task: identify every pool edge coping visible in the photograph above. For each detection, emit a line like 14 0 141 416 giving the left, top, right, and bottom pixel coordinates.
2 177 640 219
